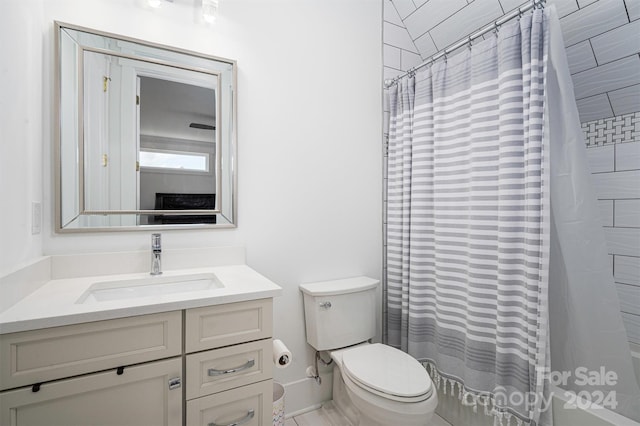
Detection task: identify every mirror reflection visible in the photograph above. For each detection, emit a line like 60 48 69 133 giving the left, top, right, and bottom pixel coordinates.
55 22 236 231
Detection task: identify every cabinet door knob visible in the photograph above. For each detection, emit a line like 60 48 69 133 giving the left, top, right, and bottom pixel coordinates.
208 409 254 426
208 359 255 376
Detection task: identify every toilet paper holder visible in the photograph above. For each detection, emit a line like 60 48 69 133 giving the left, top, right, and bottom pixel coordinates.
273 339 292 369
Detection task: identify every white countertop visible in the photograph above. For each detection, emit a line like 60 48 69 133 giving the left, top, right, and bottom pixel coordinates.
0 264 282 334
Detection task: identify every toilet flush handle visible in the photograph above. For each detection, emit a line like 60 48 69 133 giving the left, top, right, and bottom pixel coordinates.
318 301 332 309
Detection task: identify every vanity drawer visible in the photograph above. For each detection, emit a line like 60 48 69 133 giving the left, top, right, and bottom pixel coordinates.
0 311 182 390
186 379 272 426
186 339 272 399
185 299 273 353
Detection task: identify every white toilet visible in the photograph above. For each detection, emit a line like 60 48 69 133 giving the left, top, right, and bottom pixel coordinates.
300 277 438 426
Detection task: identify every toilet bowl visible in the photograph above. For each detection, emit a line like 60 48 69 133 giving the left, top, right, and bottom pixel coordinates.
299 277 438 426
331 343 437 426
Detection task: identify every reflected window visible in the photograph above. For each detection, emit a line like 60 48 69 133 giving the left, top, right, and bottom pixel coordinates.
139 149 209 172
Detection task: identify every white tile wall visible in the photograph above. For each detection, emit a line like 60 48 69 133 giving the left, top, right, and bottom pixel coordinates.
590 19 640 64
608 84 640 120
401 49 423 70
627 0 640 21
403 0 467 41
429 0 503 49
384 21 419 54
592 170 640 198
616 200 640 227
586 144 615 172
384 0 640 122
501 0 578 16
616 139 640 170
565 41 598 74
384 0 403 26
604 227 640 256
384 44 402 70
571 56 640 100
560 0 629 47
394 0 419 20
618 283 640 315
383 0 421 81
576 94 615 122
548 0 580 17
498 0 528 11
413 31 438 58
598 200 615 226
615 255 640 285
585 111 640 345
622 313 640 343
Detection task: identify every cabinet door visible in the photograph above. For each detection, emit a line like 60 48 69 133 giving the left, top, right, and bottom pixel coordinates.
0 358 182 426
186 380 272 426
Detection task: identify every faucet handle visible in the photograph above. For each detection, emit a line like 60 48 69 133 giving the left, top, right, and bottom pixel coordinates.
151 233 162 250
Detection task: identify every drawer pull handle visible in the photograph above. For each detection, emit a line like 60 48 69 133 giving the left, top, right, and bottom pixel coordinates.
208 409 254 426
208 359 255 376
168 377 181 390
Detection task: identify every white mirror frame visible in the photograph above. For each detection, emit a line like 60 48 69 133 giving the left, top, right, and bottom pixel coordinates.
54 22 237 232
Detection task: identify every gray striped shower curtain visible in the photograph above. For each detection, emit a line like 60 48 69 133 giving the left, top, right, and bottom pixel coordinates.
386 10 550 426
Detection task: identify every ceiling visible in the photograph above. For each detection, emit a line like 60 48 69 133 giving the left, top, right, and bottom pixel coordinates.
383 0 640 122
140 76 216 143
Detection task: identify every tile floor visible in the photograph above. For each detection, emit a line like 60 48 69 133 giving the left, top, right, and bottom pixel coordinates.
284 402 452 426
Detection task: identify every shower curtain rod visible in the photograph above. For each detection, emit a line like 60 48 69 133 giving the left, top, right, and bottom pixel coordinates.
384 0 546 88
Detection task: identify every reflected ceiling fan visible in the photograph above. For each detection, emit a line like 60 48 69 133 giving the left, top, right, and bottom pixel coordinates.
189 123 215 130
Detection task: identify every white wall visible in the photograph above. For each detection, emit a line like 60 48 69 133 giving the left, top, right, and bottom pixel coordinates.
1 0 382 412
0 0 45 276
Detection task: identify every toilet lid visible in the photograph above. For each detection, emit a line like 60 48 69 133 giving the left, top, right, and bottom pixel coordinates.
342 343 432 399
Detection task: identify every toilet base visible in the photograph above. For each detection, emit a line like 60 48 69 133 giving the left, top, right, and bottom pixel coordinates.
330 364 437 426
330 368 360 425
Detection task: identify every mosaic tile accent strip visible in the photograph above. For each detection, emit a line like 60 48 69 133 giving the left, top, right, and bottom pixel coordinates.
582 111 640 147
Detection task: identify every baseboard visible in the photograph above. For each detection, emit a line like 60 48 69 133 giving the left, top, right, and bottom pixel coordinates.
279 373 332 418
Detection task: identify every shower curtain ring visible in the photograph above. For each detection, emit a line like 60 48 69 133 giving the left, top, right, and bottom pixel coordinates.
467 36 472 50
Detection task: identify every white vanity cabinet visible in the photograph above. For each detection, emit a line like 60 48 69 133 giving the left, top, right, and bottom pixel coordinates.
185 298 273 426
0 298 275 426
0 311 183 426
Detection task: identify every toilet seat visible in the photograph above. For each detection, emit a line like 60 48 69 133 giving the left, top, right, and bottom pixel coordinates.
341 343 433 403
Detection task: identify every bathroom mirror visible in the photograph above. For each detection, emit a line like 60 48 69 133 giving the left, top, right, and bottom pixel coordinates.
55 22 236 232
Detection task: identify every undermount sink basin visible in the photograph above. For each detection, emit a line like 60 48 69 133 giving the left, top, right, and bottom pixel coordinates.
76 273 224 304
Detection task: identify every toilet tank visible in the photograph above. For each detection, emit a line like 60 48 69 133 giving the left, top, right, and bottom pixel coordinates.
300 276 379 351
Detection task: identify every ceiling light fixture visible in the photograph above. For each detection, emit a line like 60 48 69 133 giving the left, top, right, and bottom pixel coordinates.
147 0 164 8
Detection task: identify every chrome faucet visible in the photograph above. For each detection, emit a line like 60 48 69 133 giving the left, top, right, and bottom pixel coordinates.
150 233 162 275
